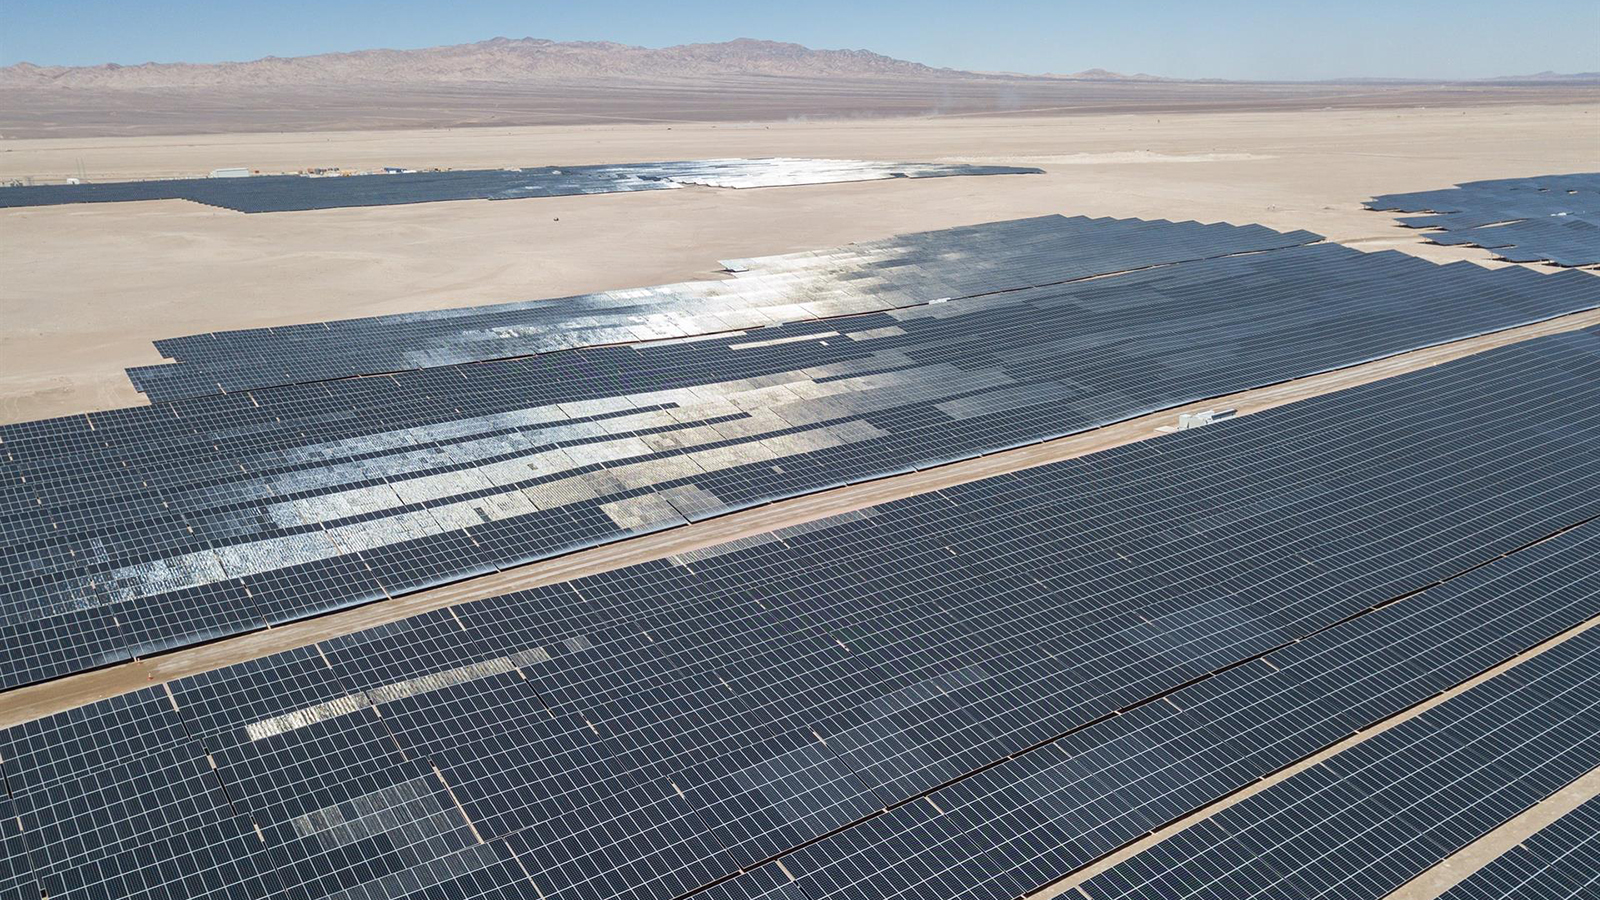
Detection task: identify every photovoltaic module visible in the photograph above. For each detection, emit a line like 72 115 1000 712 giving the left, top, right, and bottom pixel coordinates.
2 328 1597 900
0 157 1043 213
1367 172 1600 267
1082 623 1600 900
5 221 1600 688
8 212 1600 689
128 215 1322 401
1437 792 1600 899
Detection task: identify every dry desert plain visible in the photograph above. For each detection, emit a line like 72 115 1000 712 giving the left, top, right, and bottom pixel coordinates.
2 101 1597 424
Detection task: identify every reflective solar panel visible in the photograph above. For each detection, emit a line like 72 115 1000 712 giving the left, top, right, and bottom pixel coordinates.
128 215 1323 400
0 158 1043 214
2 330 1597 900
5 233 1599 689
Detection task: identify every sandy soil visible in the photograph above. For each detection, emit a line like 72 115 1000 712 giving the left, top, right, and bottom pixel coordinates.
3 78 1592 139
3 103 1597 424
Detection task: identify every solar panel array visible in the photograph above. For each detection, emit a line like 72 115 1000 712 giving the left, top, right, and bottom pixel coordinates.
0 158 1043 214
7 238 1600 689
0 794 31 900
129 215 1323 401
717 517 1600 900
1439 793 1600 900
1079 623 1600 900
1367 172 1600 267
1 327 1598 900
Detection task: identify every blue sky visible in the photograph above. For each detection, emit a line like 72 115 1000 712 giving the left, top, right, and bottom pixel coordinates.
4 0 1597 80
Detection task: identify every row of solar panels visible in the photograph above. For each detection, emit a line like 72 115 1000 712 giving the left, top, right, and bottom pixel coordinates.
2 328 1597 900
6 235 1600 689
697 520 1600 900
1081 622 1600 900
0 158 1043 214
128 215 1322 401
1438 792 1600 899
1366 171 1600 267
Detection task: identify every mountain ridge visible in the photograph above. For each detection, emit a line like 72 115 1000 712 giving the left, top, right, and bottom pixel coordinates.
0 37 975 88
8 38 1591 90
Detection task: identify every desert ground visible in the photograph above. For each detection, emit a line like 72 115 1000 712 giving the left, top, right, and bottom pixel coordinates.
3 75 1590 139
3 102 1596 424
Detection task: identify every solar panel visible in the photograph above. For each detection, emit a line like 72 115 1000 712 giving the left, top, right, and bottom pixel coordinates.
5 235 1599 689
0 688 282 899
0 158 1044 214
2 329 1597 900
691 865 810 900
1438 793 1600 900
128 215 1324 400
0 794 38 900
1366 172 1600 267
164 646 547 900
768 519 1600 899
1080 623 1600 900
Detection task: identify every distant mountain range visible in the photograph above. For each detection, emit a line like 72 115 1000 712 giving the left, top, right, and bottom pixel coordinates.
1 38 965 89
1336 71 1600 84
1487 71 1600 82
6 38 1595 90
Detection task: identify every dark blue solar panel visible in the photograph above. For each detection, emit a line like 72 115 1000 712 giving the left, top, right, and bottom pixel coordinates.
2 329 1596 900
0 793 39 900
167 645 539 900
774 520 1600 899
0 688 282 899
691 864 812 900
1081 624 1600 900
1438 793 1600 900
5 230 1598 689
1367 172 1600 267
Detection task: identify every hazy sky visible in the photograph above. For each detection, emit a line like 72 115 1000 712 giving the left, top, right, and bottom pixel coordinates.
5 0 1597 80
